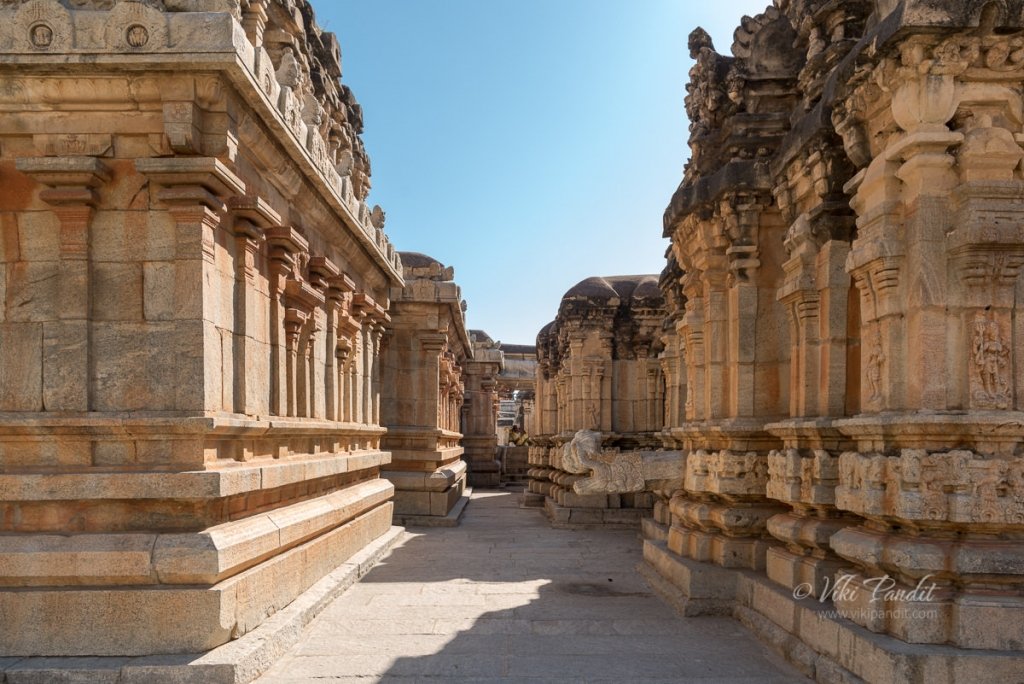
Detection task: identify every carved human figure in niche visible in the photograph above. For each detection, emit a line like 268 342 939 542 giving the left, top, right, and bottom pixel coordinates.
866 330 884 406
805 23 826 60
587 402 599 430
30 23 53 48
973 317 1011 409
683 358 699 414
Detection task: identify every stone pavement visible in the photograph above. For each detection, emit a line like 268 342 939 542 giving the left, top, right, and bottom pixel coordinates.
256 491 806 683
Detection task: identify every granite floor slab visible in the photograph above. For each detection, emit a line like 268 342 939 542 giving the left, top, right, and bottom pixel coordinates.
256 491 806 683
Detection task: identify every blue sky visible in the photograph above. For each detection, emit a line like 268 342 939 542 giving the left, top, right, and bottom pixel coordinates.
322 1 770 345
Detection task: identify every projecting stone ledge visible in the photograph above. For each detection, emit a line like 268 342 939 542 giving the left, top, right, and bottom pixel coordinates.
0 525 405 684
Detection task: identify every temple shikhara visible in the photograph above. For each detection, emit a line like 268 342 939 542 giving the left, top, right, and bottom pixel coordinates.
1 0 1023 682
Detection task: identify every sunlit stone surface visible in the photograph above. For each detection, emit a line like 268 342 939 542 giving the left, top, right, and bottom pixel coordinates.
642 0 1024 680
0 0 401 662
380 253 472 525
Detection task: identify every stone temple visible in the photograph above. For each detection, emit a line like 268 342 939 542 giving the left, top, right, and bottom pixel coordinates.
1 0 1024 682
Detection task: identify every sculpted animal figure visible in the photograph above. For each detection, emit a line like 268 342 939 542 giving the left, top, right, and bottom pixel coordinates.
562 430 682 495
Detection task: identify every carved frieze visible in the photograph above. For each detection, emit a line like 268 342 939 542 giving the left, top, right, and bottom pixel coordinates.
836 449 1024 524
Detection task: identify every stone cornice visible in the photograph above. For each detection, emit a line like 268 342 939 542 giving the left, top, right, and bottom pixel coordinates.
0 2 404 287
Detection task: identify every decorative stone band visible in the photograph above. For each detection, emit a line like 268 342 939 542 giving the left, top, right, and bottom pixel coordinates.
685 449 770 500
836 449 1024 525
766 448 840 506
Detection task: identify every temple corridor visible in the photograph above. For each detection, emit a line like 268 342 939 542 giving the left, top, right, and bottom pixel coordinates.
256 491 805 683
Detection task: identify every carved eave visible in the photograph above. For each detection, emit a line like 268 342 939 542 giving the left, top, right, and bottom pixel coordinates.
325 272 356 304
866 0 1024 34
285 278 325 311
337 310 361 337
265 225 310 257
135 157 246 198
16 156 112 206
228 194 282 239
307 255 341 294
353 293 390 326
664 160 771 237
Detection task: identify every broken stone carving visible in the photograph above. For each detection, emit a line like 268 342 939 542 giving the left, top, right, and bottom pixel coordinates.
560 429 684 496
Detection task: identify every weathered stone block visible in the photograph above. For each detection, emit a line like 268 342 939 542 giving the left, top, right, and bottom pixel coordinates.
0 322 42 410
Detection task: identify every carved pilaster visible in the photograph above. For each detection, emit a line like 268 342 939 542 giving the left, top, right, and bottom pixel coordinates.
227 195 279 417
136 157 245 412
16 156 111 411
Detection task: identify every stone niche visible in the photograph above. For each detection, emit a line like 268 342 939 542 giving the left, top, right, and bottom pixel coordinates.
646 0 1024 681
0 0 402 664
462 329 504 486
380 252 472 525
527 275 667 526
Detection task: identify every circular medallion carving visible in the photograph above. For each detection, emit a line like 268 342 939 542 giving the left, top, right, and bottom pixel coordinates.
125 24 149 48
30 23 53 48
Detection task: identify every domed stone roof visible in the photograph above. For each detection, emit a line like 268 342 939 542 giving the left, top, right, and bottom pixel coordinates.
397 251 443 269
398 251 453 281
560 274 662 309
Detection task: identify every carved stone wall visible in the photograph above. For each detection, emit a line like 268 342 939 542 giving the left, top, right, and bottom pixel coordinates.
646 1 1024 680
0 0 400 661
380 252 471 524
526 275 666 526
655 5 798 593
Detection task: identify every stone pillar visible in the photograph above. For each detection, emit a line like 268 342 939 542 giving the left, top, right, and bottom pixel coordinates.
525 340 558 507
227 195 280 417
463 333 503 487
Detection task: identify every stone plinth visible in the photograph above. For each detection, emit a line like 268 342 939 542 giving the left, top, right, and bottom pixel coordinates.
0 0 401 668
500 444 531 483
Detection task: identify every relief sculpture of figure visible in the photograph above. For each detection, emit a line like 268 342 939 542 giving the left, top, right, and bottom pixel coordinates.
973 317 1010 409
866 330 884 406
566 430 646 495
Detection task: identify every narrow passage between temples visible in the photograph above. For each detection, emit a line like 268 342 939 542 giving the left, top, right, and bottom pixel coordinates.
256 491 806 683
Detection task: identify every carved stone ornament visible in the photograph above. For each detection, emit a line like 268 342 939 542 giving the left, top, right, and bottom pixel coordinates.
865 328 884 407
12 1 72 52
